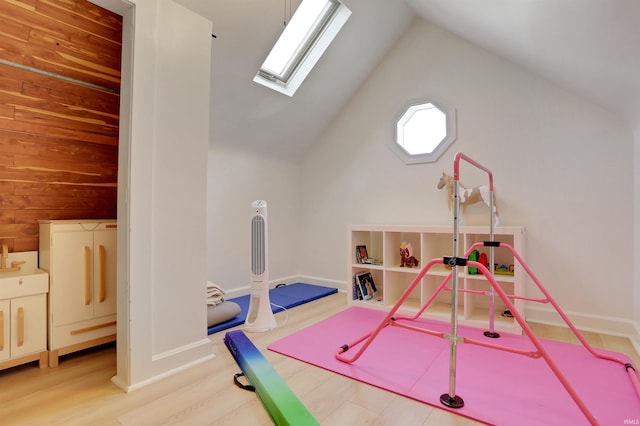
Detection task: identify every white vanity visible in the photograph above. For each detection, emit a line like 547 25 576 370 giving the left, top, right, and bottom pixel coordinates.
0 251 49 371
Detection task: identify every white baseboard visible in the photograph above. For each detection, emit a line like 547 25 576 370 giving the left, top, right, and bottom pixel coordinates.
111 338 215 392
526 305 640 355
111 354 216 392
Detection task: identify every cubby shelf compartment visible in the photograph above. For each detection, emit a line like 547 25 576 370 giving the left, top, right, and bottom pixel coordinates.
349 225 525 334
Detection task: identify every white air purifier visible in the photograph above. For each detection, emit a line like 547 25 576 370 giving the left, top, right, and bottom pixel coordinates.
244 200 277 332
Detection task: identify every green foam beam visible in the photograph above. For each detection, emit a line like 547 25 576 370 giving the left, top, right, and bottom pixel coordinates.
224 330 319 425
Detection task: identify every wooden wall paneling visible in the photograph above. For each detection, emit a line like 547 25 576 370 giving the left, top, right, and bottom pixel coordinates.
0 0 122 91
0 0 121 252
0 65 120 143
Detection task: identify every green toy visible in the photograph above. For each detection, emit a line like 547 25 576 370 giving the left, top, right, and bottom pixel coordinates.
468 250 478 274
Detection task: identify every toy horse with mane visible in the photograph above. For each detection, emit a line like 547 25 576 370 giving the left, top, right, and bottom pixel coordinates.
437 172 500 225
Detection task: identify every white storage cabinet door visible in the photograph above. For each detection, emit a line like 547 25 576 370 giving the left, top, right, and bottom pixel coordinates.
0 300 9 361
51 230 95 325
93 229 117 318
11 294 47 358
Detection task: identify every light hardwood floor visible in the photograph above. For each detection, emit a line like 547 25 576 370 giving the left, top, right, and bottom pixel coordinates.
1 292 638 425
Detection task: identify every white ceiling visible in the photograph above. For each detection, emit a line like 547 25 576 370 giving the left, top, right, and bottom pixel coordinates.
408 0 640 124
177 0 640 159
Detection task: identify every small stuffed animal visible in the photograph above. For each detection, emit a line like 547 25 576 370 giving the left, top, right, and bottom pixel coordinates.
399 242 419 267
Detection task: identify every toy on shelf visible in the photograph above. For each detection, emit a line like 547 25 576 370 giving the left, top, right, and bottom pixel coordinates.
468 250 479 274
478 252 489 269
399 241 419 267
495 264 515 275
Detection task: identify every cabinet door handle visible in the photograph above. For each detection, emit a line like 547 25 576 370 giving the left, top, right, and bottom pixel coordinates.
0 310 4 351
84 246 91 305
99 245 106 303
17 307 24 347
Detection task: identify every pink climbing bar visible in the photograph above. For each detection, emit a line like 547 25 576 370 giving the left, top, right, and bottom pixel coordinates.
453 152 500 338
462 260 598 425
335 152 639 425
336 258 446 364
497 241 640 400
454 152 494 191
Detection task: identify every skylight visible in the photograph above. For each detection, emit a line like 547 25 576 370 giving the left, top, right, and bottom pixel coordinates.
254 0 351 97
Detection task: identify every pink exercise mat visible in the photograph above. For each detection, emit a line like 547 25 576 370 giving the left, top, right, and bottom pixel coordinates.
268 307 640 425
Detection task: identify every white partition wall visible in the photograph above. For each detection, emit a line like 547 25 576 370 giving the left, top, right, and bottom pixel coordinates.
92 0 214 390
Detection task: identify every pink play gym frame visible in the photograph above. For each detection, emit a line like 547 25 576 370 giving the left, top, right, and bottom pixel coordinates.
335 152 640 426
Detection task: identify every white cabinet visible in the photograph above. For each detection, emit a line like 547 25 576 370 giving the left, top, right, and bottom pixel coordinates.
0 251 49 371
39 220 117 366
349 225 525 334
0 295 47 363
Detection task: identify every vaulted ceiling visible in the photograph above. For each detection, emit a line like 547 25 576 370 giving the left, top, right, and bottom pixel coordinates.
177 0 640 159
408 0 640 124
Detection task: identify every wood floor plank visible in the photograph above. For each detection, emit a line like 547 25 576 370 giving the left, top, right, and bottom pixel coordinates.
0 292 638 425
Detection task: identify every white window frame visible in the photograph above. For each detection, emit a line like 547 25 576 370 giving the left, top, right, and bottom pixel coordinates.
254 0 351 97
392 99 457 165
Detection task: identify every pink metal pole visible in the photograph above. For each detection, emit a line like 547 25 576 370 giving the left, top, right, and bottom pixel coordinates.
628 367 640 400
439 152 500 407
444 176 463 407
453 152 494 191
395 272 453 321
499 242 640 396
464 240 640 394
453 152 498 338
440 236 640 408
467 260 599 426
438 242 548 302
390 320 537 359
336 258 445 363
335 151 637 422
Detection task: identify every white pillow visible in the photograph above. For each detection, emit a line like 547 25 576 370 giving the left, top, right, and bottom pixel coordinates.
207 301 241 327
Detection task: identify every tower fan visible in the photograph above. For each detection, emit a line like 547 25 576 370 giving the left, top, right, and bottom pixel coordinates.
244 200 277 332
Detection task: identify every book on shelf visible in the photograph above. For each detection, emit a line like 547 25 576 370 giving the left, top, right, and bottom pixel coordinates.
355 245 383 265
354 271 378 301
352 274 361 300
355 245 368 264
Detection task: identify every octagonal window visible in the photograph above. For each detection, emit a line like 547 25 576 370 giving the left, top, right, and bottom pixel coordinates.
392 100 456 164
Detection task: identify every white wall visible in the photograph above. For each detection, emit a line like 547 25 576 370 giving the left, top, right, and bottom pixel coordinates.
150 1 212 357
88 1 640 391
206 145 301 293
97 0 214 390
296 21 635 337
634 123 640 338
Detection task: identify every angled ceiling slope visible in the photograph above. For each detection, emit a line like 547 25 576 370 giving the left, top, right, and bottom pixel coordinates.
407 0 640 124
177 0 414 160
177 0 640 160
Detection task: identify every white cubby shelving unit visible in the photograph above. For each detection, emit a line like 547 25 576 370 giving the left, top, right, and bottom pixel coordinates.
349 225 526 334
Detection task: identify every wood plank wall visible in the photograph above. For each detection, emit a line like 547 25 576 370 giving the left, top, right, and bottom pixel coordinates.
0 0 121 252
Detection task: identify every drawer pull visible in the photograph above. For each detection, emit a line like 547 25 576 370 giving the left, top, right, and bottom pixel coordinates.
99 245 106 302
0 310 4 351
17 307 24 347
70 320 116 335
84 246 91 305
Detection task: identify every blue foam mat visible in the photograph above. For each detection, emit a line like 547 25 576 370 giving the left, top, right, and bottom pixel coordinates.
207 283 338 335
